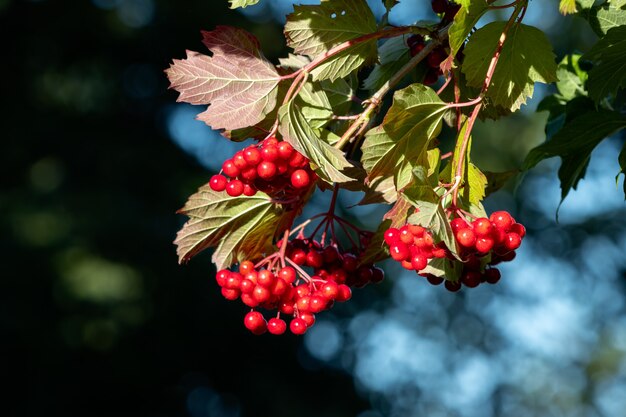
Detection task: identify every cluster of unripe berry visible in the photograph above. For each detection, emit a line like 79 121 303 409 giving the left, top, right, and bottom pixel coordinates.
209 136 316 198
384 211 525 291
216 237 383 335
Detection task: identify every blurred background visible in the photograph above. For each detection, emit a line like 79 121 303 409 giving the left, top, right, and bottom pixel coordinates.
2 0 626 416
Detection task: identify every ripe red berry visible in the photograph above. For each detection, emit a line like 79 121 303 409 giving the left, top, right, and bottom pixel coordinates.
475 237 495 253
243 183 257 196
408 224 425 237
309 296 327 313
253 285 271 303
462 271 481 288
241 293 259 308
221 287 240 300
389 242 410 261
504 232 522 251
399 226 414 244
490 211 514 231
233 152 248 169
244 311 267 334
216 269 230 287
290 317 307 335
299 312 316 327
384 228 401 245
278 266 296 284
225 273 242 289
277 142 294 160
261 145 279 162
268 318 287 335
243 147 262 166
291 169 311 188
456 228 476 248
226 180 244 197
411 253 428 271
321 281 339 299
257 270 276 288
257 161 277 179
371 267 385 283
450 218 469 233
209 174 228 192
222 160 240 178
472 218 494 237
240 279 255 294
427 47 447 68
336 284 352 302
509 222 526 238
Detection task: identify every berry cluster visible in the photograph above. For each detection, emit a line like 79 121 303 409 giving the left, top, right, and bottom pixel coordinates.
216 237 383 336
431 0 461 18
384 211 525 291
209 137 316 198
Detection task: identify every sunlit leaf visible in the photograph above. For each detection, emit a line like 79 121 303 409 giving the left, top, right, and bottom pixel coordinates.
166 26 281 130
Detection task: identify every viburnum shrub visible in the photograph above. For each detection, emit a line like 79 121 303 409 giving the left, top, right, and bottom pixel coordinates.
166 0 626 334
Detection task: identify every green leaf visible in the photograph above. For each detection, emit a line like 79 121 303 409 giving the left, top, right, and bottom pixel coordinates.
165 27 281 131
462 22 558 111
582 25 626 102
284 0 377 81
297 81 334 129
278 98 357 184
321 75 357 115
523 110 626 201
556 54 588 100
420 257 462 282
405 200 458 258
174 186 284 269
361 84 447 189
580 0 626 36
484 170 518 196
229 0 259 8
363 36 411 91
448 1 489 59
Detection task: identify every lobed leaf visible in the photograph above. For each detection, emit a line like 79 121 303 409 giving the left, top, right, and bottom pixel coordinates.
405 200 458 258
174 186 285 269
448 1 488 61
165 26 281 131
581 25 626 102
361 84 448 190
580 0 626 36
462 22 558 111
284 0 377 81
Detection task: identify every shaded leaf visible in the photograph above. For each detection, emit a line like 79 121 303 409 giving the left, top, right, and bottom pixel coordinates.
362 84 447 189
582 25 626 102
359 176 398 205
462 22 558 111
363 36 411 91
166 26 281 130
421 257 462 282
523 110 626 201
448 1 488 59
484 170 518 196
175 186 285 269
580 0 626 36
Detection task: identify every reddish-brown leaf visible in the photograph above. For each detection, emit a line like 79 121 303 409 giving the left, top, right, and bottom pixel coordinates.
165 26 281 131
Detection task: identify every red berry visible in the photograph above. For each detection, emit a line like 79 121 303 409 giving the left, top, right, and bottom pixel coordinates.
384 228 401 245
239 260 254 274
299 312 316 327
271 278 288 297
475 237 495 253
426 274 444 286
371 267 385 283
216 269 230 287
221 287 240 300
472 218 494 237
243 147 262 166
240 167 257 181
295 284 311 298
450 218 469 233
504 233 522 251
244 311 267 334
253 285 271 303
456 228 476 248
462 271 481 288
389 242 410 261
411 253 428 271
257 270 276 288
290 317 308 335
484 268 501 284
309 296 327 313
336 284 352 302
306 250 324 268
399 226 414 244
209 174 228 191
409 42 425 57
225 273 242 289
233 152 248 169
257 161 277 179
278 266 297 284
291 169 311 188
490 211 514 231
401 260 414 270
222 160 240 178
343 253 359 272
289 152 308 168
261 145 279 162
509 223 526 238
268 318 287 335
321 281 339 299
408 224 425 237
241 293 259 307
445 280 462 292
243 183 256 196
290 248 307 265
240 279 255 294
277 142 294 160
427 47 447 68
225 179 244 197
